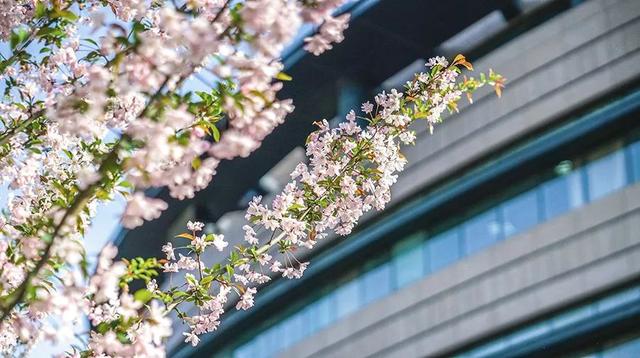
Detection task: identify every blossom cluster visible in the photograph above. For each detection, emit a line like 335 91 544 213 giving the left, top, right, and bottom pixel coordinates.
0 0 356 356
139 56 504 350
0 0 505 354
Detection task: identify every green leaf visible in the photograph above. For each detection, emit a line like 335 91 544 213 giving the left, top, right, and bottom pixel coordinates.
118 180 133 189
201 275 215 286
34 2 47 18
10 28 29 50
52 9 78 21
83 38 99 47
173 291 188 299
134 289 153 303
210 124 220 142
36 27 58 37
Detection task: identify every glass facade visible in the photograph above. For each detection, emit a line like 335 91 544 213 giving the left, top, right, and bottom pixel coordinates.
598 337 640 358
232 134 640 358
541 168 584 219
460 283 640 358
425 228 461 273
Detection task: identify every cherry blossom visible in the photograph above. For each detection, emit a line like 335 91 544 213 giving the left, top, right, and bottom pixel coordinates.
0 0 504 353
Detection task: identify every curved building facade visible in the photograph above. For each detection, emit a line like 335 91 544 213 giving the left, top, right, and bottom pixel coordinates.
117 0 640 357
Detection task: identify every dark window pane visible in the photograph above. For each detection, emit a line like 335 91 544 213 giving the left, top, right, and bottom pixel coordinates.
361 263 392 305
586 150 626 201
542 170 584 219
463 209 501 255
630 140 640 182
501 189 539 237
426 228 461 272
392 233 425 288
335 280 361 319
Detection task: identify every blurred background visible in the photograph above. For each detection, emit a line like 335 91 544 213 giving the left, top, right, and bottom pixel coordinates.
111 0 640 357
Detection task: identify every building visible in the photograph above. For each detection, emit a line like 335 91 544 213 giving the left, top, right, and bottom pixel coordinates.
115 0 640 356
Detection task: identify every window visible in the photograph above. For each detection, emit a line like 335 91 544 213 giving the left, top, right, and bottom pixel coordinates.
334 279 361 319
629 139 640 182
231 121 640 358
253 332 271 358
586 150 627 201
501 188 540 237
298 305 315 340
392 233 426 288
603 337 640 357
505 322 550 346
551 305 594 329
281 313 304 347
463 209 501 255
234 341 254 358
597 286 640 312
361 263 393 305
426 228 461 272
311 294 335 330
465 339 508 358
461 283 640 357
263 324 285 356
542 168 584 219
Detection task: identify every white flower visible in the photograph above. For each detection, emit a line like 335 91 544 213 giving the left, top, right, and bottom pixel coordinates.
176 254 198 270
187 221 204 232
235 287 257 310
192 235 209 252
212 234 228 252
270 260 282 272
242 225 259 245
426 56 448 68
161 242 175 261
361 101 374 114
77 169 101 190
183 331 200 347
146 279 158 292
399 131 416 145
345 110 356 121
117 293 142 320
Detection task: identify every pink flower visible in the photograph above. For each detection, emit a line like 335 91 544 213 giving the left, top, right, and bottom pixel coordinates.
242 225 259 245
162 242 175 261
122 193 168 229
187 221 204 232
304 13 350 56
183 331 200 347
361 101 374 113
235 287 257 310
